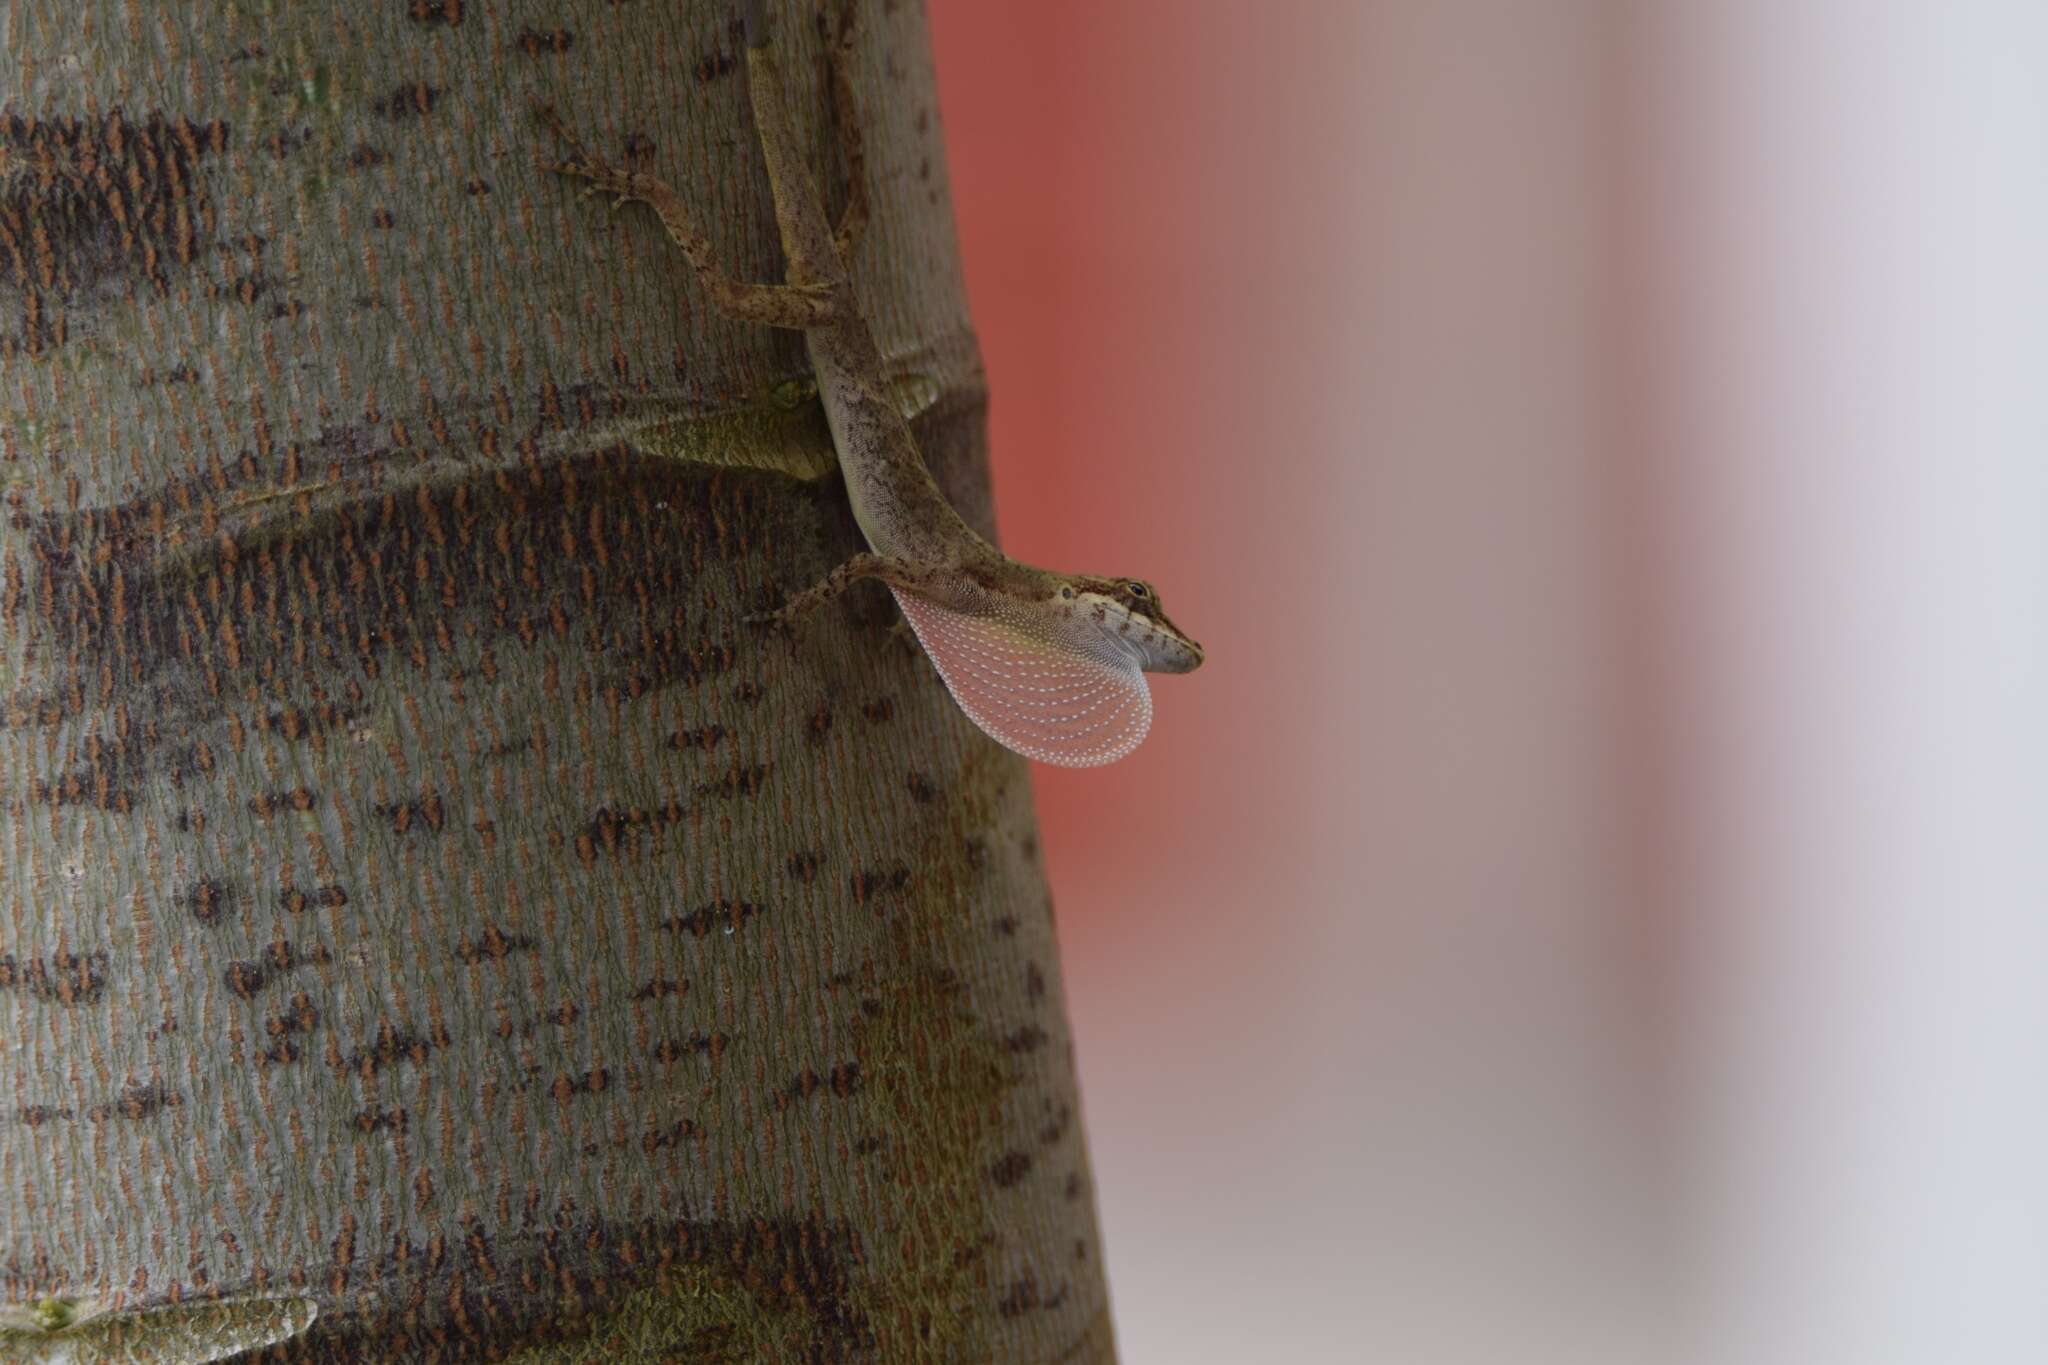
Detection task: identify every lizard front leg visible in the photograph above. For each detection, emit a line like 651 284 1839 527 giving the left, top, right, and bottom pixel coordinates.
827 0 869 267
534 104 839 330
751 552 936 630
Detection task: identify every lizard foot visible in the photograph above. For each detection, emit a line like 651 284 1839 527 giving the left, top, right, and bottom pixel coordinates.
742 606 800 632
532 103 644 208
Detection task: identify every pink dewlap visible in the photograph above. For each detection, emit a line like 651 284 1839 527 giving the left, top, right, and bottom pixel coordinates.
891 587 1153 767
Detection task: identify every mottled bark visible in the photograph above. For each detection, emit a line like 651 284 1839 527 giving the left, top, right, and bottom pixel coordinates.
0 2 1112 1360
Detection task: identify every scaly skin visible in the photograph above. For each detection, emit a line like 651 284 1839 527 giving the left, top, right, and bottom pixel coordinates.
539 3 1201 763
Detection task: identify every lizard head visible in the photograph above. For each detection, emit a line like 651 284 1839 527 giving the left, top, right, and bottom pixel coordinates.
1050 574 1205 674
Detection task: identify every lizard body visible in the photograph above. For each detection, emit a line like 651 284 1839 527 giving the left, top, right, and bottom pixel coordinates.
540 2 1202 765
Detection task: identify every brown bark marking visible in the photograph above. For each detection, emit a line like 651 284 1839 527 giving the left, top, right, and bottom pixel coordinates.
452 924 537 964
8 447 771 829
848 862 911 906
1002 1025 1049 1054
278 883 350 914
515 30 577 58
660 900 762 938
668 722 726 752
372 84 441 120
83 1083 180 1123
777 1059 863 1110
407 0 464 24
184 877 236 926
340 1018 450 1081
650 1032 729 1066
575 800 688 864
0 110 232 355
693 761 770 798
0 950 109 1006
223 939 330 999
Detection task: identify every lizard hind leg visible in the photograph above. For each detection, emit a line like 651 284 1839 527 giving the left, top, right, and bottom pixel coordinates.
532 104 840 329
749 551 919 630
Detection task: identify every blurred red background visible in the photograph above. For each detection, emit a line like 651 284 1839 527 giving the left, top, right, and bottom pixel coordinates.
928 4 1660 1361
927 3 2048 1363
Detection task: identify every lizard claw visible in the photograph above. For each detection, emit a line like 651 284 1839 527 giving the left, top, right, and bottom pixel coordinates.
743 600 802 633
887 617 920 655
530 102 587 156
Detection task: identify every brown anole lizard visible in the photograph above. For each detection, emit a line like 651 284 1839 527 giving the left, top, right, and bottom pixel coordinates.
539 2 1202 766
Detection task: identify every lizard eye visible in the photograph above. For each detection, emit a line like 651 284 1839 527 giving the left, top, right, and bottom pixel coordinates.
1126 581 1148 599
1060 586 1075 600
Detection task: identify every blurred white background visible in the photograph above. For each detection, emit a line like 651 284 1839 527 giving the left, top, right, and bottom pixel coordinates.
932 2 2048 1361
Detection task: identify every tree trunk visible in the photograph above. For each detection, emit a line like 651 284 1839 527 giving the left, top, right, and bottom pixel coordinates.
0 2 1113 1360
